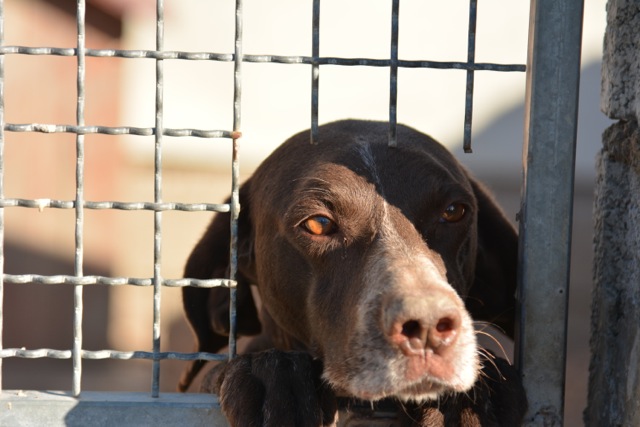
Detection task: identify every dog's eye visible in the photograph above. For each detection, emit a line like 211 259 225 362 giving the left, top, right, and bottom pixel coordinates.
302 215 336 236
440 203 466 223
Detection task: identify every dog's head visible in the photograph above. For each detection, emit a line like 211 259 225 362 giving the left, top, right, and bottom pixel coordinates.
181 120 518 401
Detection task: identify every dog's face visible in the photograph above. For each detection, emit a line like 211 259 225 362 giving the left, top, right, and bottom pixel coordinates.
181 120 518 402
238 121 504 401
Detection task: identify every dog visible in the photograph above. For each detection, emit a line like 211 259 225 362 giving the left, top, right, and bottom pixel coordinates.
179 120 527 426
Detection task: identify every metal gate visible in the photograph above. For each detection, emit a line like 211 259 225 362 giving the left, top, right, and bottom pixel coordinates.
0 0 583 425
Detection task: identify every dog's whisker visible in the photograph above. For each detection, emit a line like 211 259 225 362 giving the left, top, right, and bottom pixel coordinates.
476 348 507 382
475 330 511 363
396 400 421 425
459 386 478 406
472 320 507 336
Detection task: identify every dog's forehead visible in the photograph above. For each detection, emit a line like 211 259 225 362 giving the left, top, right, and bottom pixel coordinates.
317 135 472 198
252 121 475 213
276 140 475 231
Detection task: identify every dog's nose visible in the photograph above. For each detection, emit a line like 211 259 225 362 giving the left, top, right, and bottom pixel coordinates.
384 293 461 356
396 315 459 355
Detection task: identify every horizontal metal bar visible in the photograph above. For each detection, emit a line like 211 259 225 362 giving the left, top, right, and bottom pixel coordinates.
0 391 393 426
4 123 239 139
1 391 227 427
0 46 235 61
0 46 526 72
3 275 234 288
0 348 226 361
320 58 525 71
0 199 229 212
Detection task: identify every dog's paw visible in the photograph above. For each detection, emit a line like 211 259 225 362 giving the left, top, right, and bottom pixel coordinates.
415 355 527 426
202 349 338 427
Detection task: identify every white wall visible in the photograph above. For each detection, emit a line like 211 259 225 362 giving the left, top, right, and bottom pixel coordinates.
119 1 591 170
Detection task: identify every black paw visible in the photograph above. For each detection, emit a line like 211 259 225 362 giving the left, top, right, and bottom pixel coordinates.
202 349 337 427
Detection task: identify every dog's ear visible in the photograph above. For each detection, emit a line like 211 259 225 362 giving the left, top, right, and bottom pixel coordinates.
178 182 261 392
465 179 518 339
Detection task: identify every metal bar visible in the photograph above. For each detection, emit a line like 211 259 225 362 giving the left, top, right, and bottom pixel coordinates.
463 0 477 153
2 274 236 288
0 46 527 72
151 0 165 398
228 0 243 360
2 274 234 287
1 391 226 427
311 0 320 144
72 0 87 397
1 348 228 362
388 0 399 147
516 0 584 425
0 0 5 393
0 199 230 212
3 123 238 138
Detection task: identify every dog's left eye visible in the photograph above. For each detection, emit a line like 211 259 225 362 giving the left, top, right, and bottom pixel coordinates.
440 203 466 223
302 215 336 236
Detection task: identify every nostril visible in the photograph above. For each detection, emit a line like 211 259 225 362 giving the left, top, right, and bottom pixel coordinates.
436 317 455 334
401 320 423 340
429 316 458 348
396 319 428 355
391 314 460 356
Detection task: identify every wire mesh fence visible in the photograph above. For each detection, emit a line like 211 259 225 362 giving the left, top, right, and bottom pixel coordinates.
0 0 582 425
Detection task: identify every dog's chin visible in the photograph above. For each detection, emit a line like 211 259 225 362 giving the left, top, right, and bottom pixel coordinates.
331 376 473 404
391 378 472 403
345 382 447 403
323 341 480 404
325 360 478 404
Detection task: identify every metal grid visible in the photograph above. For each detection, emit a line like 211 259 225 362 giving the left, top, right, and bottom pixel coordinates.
0 0 583 426
0 0 242 401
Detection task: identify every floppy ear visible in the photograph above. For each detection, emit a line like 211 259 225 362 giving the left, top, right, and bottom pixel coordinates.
178 182 261 392
465 179 519 339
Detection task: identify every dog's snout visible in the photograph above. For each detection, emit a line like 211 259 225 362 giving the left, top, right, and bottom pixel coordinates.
384 289 463 357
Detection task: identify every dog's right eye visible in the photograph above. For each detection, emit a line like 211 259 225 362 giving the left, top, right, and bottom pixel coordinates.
440 202 467 223
302 215 336 236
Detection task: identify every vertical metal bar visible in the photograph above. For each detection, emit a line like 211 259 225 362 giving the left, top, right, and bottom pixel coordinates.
388 0 399 148
151 0 164 398
228 0 243 359
463 0 477 153
311 0 320 144
0 0 5 392
73 0 87 397
516 0 583 425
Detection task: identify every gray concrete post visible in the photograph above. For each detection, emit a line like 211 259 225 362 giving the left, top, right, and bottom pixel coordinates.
586 1 640 425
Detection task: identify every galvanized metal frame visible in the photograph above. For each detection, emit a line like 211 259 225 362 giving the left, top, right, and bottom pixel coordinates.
516 0 583 425
0 0 583 425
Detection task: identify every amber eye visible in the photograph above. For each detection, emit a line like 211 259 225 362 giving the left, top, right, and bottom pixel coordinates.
302 215 336 236
440 203 466 223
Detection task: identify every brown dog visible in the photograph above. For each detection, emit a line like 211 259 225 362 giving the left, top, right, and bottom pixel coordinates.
179 120 526 426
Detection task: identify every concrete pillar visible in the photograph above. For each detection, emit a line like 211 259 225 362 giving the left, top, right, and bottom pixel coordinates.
586 1 640 425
